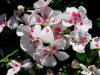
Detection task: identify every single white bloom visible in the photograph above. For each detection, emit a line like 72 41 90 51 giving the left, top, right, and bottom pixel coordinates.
7 59 32 75
33 38 69 67
70 31 91 53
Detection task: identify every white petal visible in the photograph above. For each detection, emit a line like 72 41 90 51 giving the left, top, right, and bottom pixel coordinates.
40 6 53 21
9 60 21 67
7 16 18 29
75 17 92 32
78 6 87 18
29 13 43 26
81 71 92 75
54 51 69 61
62 19 73 27
33 0 52 9
90 37 100 49
49 10 62 25
39 26 54 43
95 69 100 75
98 51 100 57
80 64 88 71
22 59 32 68
20 34 32 51
72 44 85 53
16 25 31 36
0 25 4 33
51 38 66 50
33 25 42 37
40 55 57 67
7 67 21 75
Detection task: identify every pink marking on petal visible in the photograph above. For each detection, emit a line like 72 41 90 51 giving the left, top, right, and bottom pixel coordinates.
77 12 81 19
43 49 49 56
72 12 77 17
55 27 61 33
51 45 58 51
13 68 15 71
37 18 42 24
68 19 73 24
80 37 87 44
80 22 83 25
51 19 55 23
95 43 99 48
74 27 78 30
54 34 61 40
31 28 34 32
46 29 49 33
44 15 48 21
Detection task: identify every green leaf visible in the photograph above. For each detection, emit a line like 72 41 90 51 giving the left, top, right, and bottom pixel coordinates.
0 57 9 63
76 53 86 62
6 49 18 58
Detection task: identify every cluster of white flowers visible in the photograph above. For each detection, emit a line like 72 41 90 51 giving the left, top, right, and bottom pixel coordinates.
0 0 100 75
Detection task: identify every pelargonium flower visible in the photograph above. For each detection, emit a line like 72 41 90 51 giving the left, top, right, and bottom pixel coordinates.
69 31 91 53
62 6 92 32
80 64 100 75
0 12 19 33
90 37 100 57
7 16 19 29
33 38 69 67
7 59 32 75
19 25 55 57
74 17 92 32
62 6 87 27
0 13 7 32
21 9 43 26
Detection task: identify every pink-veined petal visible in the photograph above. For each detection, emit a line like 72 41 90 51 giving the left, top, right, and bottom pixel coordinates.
7 67 21 75
49 10 62 25
33 0 52 9
51 38 66 50
74 17 92 32
16 25 31 36
54 51 69 61
20 33 32 52
22 59 32 68
7 16 18 29
78 6 87 18
90 37 100 49
40 55 57 67
72 44 85 53
39 26 54 43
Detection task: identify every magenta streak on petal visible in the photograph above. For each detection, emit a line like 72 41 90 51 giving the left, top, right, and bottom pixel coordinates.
54 34 61 40
43 49 49 56
80 37 86 45
95 43 100 48
68 19 73 24
51 45 58 51
44 15 48 21
46 29 49 33
55 27 61 33
37 18 42 24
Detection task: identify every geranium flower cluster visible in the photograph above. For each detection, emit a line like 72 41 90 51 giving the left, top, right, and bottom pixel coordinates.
0 0 100 75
